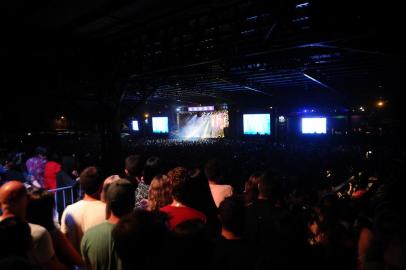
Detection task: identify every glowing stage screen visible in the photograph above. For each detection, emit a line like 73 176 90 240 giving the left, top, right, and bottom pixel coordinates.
243 114 271 135
152 117 169 133
131 120 139 131
301 117 327 134
176 110 229 139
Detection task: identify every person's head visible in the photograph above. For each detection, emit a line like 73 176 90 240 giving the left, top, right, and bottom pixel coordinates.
219 196 245 237
34 146 47 159
4 151 24 170
244 171 262 205
0 181 28 219
105 179 136 218
258 170 283 202
26 188 55 231
204 158 224 183
0 217 32 258
172 219 209 263
319 193 339 223
112 210 169 269
167 167 190 205
79 166 103 198
101 175 121 203
148 174 172 211
47 151 61 164
60 155 76 174
124 155 142 182
142 156 163 185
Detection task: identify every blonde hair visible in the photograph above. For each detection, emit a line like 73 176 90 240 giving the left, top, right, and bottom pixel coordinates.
148 174 172 211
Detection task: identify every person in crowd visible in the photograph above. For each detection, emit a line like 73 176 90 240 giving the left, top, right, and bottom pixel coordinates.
161 167 206 229
123 155 142 184
81 179 135 270
310 194 357 270
56 155 79 214
123 155 143 206
56 155 78 188
142 156 163 185
100 175 121 203
205 159 233 208
136 156 163 208
26 188 83 268
44 151 61 190
244 172 261 206
245 170 306 269
186 168 220 237
147 174 172 211
112 210 170 270
61 166 106 252
26 146 48 188
0 151 26 183
0 181 67 269
0 217 33 270
0 217 32 263
173 219 210 270
211 196 252 270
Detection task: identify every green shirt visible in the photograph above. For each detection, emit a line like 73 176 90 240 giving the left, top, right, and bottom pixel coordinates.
81 222 122 270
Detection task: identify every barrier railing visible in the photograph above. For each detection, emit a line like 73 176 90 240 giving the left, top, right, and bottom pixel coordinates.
48 186 76 211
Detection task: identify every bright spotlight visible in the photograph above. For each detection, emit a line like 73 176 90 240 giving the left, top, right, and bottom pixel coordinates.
144 113 149 118
376 101 384 108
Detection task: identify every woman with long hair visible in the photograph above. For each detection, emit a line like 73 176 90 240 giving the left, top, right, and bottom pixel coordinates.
244 172 262 206
147 174 172 211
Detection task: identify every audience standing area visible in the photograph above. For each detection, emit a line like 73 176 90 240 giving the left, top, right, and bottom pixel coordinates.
1 1 405 270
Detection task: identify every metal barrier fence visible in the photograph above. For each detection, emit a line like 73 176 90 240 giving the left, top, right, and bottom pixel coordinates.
48 186 76 211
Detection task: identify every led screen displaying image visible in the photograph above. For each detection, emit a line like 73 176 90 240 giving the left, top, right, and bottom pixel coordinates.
243 114 271 135
152 117 169 133
301 117 327 134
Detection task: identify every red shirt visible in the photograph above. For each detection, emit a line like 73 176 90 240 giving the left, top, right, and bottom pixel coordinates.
44 161 61 190
160 205 207 229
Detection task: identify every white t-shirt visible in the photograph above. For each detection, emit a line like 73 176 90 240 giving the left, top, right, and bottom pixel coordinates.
61 200 106 252
209 183 233 208
27 223 55 267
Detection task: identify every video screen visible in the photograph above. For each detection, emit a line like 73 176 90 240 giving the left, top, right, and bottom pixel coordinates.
152 117 169 133
301 117 327 134
131 120 139 131
243 114 271 135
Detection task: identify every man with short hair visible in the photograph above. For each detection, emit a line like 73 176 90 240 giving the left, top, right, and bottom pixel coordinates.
112 210 170 270
0 181 66 270
81 179 135 270
244 170 302 269
124 155 142 185
61 166 106 252
205 159 233 208
211 196 252 270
